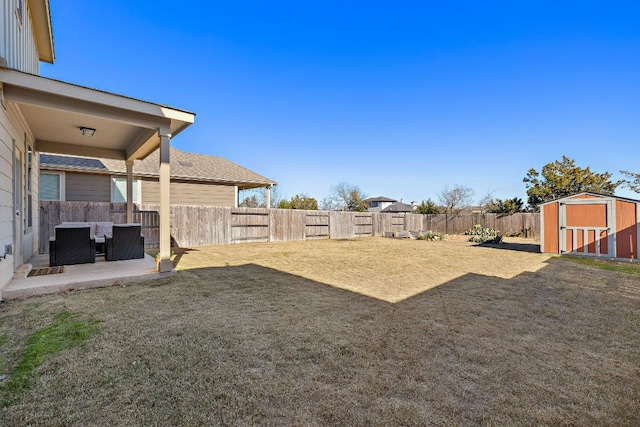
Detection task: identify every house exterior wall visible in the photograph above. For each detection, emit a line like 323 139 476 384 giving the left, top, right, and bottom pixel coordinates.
0 0 44 288
141 178 237 207
0 0 40 74
0 100 37 288
368 201 394 213
0 103 16 287
38 169 241 207
65 171 110 202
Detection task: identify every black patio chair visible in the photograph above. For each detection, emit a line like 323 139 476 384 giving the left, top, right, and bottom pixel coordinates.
49 226 96 266
105 224 145 261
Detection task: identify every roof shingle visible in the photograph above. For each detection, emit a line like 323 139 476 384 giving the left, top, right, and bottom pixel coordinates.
40 148 276 189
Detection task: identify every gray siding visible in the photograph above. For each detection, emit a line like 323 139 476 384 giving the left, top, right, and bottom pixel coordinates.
0 0 40 74
141 179 236 207
65 172 110 202
0 101 36 285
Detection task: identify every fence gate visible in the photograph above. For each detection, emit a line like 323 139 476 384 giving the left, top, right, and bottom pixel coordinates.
559 199 614 257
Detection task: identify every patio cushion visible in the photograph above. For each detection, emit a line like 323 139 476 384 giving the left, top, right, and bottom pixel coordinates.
95 222 113 238
60 221 113 240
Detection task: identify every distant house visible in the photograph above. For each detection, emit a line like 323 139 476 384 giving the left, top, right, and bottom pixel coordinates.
365 197 397 213
39 147 276 207
380 201 414 214
365 197 415 214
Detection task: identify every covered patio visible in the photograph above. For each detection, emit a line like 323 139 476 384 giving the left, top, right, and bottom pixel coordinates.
0 68 194 291
1 253 169 300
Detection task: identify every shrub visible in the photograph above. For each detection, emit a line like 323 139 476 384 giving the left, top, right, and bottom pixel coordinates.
417 231 447 241
465 224 503 244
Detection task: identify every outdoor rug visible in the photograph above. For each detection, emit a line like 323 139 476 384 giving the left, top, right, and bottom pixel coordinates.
28 266 65 277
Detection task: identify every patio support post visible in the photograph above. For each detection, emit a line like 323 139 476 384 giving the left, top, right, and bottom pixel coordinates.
125 160 134 223
266 185 272 209
158 128 172 272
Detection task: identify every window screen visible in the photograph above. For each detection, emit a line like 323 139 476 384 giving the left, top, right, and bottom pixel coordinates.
111 177 140 203
40 173 61 201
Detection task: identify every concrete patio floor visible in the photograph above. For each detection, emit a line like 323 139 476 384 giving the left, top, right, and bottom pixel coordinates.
1 254 174 301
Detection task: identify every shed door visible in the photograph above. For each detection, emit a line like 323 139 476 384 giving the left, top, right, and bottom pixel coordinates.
559 200 613 257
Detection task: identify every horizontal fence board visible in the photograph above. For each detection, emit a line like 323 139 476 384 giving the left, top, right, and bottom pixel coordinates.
305 212 330 239
39 201 540 253
305 225 330 238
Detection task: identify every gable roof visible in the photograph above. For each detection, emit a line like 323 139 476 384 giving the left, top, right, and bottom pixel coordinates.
539 192 640 206
365 196 397 203
40 147 276 190
381 202 414 213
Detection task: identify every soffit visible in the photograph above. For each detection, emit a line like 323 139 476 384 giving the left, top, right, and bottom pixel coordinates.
1 68 195 160
19 103 144 152
28 0 55 63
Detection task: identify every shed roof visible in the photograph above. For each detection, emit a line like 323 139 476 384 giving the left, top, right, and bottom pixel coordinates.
40 147 276 190
539 192 640 206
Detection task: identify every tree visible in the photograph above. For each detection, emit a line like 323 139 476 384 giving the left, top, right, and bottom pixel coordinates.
321 182 368 211
277 194 318 210
238 194 260 207
438 185 475 214
524 156 620 210
238 186 282 208
486 197 525 214
415 198 440 214
621 170 640 194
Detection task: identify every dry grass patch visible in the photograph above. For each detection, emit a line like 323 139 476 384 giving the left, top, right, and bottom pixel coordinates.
173 237 551 303
1 237 639 425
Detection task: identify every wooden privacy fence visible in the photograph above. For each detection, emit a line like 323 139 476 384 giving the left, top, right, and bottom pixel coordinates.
39 202 160 254
39 201 540 253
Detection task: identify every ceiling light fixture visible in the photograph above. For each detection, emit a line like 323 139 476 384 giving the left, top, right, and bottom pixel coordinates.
80 127 96 137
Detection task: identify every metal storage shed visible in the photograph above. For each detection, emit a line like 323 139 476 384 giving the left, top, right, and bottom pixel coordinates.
540 193 640 260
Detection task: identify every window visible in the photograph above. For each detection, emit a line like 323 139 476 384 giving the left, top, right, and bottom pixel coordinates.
111 177 141 203
40 172 64 201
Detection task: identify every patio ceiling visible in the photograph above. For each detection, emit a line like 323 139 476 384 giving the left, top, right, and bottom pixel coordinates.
0 68 195 160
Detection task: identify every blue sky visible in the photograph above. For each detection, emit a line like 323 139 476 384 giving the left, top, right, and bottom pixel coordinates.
42 1 640 205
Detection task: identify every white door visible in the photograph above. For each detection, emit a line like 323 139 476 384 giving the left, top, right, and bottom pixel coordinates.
13 142 24 269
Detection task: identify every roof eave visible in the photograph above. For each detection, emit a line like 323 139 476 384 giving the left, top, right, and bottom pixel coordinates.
41 164 277 187
28 0 55 64
40 164 110 174
170 175 277 188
